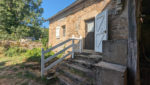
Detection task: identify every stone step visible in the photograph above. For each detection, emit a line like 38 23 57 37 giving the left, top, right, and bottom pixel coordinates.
75 54 102 63
60 62 94 78
55 50 103 85
79 50 101 55
68 59 93 69
57 74 76 85
95 61 127 85
57 67 92 85
95 61 127 72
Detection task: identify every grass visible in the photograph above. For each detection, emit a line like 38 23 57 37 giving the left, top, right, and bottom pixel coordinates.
4 47 26 57
0 46 58 85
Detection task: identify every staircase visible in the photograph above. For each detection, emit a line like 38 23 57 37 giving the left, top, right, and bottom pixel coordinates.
56 50 102 85
42 39 127 85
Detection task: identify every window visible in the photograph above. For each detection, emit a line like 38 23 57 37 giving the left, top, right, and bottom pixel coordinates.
56 27 60 39
86 19 95 32
62 25 66 37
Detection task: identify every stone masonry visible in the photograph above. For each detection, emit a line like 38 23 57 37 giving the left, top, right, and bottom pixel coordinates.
48 0 129 52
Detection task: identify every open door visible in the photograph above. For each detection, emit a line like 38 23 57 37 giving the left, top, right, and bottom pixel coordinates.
84 19 95 50
95 9 108 53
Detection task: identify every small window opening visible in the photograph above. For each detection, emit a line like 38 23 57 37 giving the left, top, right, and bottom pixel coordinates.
62 25 66 37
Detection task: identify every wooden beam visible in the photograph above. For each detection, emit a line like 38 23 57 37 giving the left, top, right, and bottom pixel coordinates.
128 0 140 85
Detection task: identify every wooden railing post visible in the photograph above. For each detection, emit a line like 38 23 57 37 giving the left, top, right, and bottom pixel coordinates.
41 48 44 77
41 39 75 77
79 36 82 53
72 39 75 58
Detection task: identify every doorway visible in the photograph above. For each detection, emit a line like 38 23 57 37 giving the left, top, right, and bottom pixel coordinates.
84 18 95 50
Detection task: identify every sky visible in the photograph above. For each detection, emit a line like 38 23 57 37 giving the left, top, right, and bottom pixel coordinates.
41 0 76 28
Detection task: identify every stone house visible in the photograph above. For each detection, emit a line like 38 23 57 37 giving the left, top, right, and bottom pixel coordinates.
46 0 150 85
48 0 128 51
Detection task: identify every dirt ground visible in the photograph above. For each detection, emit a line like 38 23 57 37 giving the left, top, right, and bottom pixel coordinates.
0 47 58 85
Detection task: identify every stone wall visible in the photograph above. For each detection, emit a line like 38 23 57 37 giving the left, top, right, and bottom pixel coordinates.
0 40 42 49
48 0 129 55
49 0 129 48
107 0 128 39
49 0 111 47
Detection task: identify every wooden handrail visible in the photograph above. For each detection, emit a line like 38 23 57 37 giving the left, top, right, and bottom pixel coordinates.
44 44 73 63
41 38 82 77
43 39 72 53
45 52 73 71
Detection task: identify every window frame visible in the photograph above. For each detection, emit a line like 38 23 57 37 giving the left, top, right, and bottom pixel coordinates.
56 26 60 39
62 25 66 37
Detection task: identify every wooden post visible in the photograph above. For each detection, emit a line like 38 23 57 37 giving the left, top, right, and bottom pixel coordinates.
128 0 140 85
41 48 44 77
79 36 82 53
72 39 75 58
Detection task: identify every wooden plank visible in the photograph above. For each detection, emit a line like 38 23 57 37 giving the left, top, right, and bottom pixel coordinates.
41 48 45 77
95 9 108 52
45 44 73 63
71 37 82 40
44 39 72 53
79 39 82 53
45 52 72 71
127 0 140 85
72 40 74 58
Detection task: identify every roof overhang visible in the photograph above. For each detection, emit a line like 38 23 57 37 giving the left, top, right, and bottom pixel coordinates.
47 0 84 21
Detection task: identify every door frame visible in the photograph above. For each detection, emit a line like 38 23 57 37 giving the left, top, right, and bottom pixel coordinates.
84 18 95 50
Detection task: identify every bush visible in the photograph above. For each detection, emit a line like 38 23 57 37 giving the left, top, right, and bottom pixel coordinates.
26 48 55 62
5 47 27 57
25 48 41 62
41 37 48 48
26 48 41 58
41 28 49 48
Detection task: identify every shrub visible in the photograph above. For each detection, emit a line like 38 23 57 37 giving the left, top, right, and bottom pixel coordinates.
41 28 49 48
26 48 55 62
41 37 48 48
5 47 26 57
45 51 55 59
25 48 41 62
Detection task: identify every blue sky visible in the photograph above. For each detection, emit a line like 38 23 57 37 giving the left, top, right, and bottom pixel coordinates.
41 0 76 28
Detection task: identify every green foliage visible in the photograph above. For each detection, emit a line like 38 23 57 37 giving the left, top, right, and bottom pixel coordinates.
45 51 55 59
25 48 55 62
0 32 19 40
41 28 49 48
0 0 44 40
57 52 64 58
25 48 41 62
5 47 26 57
3 46 55 63
26 48 41 58
41 38 48 48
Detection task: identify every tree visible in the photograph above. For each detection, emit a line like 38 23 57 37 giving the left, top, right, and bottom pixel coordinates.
0 0 44 40
41 28 49 48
